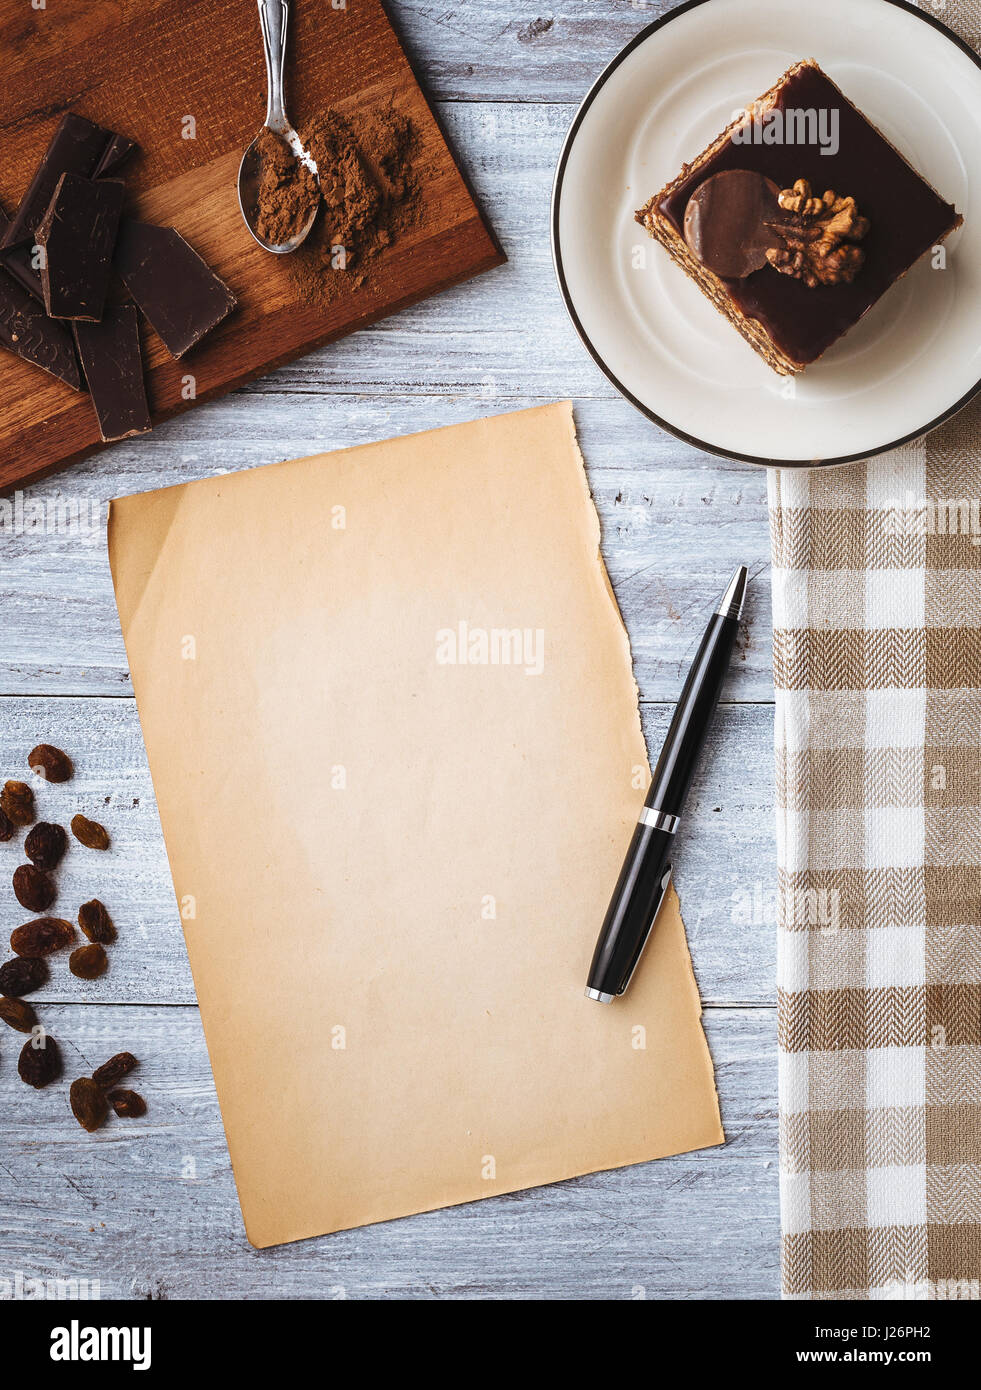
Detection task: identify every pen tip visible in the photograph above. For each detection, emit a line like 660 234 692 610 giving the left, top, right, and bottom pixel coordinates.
716 566 748 621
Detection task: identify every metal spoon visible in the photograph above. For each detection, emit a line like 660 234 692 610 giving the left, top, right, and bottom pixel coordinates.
237 0 319 254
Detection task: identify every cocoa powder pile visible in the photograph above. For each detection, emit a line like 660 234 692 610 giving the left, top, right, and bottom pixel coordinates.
273 104 421 308
254 126 320 247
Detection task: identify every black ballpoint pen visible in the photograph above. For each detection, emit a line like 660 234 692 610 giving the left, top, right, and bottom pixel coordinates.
585 565 748 1003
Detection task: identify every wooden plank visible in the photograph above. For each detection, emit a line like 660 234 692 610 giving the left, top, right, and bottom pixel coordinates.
0 1001 778 1299
393 0 678 104
0 697 776 1008
0 0 503 491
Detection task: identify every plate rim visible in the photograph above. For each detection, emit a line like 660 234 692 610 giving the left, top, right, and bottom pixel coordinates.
550 0 981 469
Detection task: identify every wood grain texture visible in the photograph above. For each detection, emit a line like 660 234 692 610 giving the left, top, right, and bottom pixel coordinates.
0 1003 778 1299
0 2 782 1299
393 0 678 103
0 0 503 491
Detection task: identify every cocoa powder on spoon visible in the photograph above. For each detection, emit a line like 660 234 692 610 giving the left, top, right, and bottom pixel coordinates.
254 103 422 309
254 127 320 247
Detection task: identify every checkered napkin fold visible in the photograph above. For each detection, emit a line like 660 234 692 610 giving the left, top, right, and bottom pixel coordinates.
769 391 981 1298
766 0 981 1302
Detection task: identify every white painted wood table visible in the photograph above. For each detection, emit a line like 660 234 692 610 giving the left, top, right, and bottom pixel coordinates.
0 2 780 1299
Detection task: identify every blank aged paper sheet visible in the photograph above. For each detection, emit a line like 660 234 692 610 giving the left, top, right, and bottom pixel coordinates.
108 401 723 1247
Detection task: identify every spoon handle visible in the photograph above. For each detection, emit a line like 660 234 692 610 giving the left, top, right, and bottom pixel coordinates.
257 0 290 134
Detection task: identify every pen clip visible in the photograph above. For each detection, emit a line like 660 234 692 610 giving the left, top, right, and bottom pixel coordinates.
616 865 672 996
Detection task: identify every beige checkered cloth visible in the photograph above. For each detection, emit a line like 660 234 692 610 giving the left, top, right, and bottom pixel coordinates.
770 3 981 1295
770 401 981 1295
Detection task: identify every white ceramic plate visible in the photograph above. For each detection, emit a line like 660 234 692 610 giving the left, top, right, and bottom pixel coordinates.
552 0 981 466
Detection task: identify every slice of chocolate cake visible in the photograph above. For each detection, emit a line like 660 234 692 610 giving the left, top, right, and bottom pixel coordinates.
636 59 962 375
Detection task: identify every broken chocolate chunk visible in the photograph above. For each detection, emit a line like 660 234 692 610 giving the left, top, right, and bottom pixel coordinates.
73 304 151 442
1 113 126 253
0 207 44 301
114 219 237 357
3 247 45 302
0 263 83 390
93 133 139 181
37 173 124 321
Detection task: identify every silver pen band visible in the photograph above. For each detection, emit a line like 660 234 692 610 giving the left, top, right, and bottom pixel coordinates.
638 806 680 834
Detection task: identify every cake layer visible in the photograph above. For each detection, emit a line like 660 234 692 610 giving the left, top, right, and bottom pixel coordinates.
652 62 960 367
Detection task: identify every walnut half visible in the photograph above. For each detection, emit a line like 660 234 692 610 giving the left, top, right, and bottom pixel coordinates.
766 178 870 288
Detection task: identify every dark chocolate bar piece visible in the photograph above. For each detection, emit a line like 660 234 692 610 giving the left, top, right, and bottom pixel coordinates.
3 244 45 302
37 173 124 320
93 133 138 180
74 304 151 441
0 262 83 390
0 203 41 300
1 113 124 252
114 220 236 357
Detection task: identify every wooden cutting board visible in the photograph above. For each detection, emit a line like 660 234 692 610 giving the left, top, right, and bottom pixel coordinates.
0 0 504 492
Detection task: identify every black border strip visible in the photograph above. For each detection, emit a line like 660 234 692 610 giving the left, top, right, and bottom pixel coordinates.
550 0 981 469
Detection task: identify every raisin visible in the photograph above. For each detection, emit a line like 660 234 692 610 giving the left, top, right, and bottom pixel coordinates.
27 744 74 783
108 1088 146 1119
12 864 56 913
1 781 35 828
0 996 37 1032
78 899 116 944
18 1032 62 1088
0 955 48 996
10 917 75 957
69 943 108 980
92 1051 137 1088
71 814 110 851
24 822 67 872
0 806 13 842
70 1076 108 1131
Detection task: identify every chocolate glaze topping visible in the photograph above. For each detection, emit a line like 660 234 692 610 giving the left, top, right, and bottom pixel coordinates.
660 65 959 366
683 170 783 279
